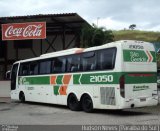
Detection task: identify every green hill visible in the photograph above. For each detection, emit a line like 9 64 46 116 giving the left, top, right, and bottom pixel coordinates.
113 30 160 42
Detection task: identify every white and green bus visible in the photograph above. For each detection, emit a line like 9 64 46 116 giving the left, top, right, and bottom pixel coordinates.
9 40 158 112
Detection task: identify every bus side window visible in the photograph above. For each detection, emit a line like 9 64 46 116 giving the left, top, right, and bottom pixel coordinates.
39 60 51 74
29 62 39 75
67 55 80 72
19 64 29 76
97 48 116 70
67 57 72 72
82 52 96 71
52 57 66 73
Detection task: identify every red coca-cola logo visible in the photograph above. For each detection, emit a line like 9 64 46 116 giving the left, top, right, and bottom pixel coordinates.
2 22 46 40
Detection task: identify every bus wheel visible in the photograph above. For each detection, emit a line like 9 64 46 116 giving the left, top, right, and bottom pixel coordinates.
19 92 25 103
82 94 93 113
68 94 81 111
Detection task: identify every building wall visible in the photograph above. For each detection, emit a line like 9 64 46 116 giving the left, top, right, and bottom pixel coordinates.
7 34 76 60
0 66 5 80
0 34 78 79
0 81 10 97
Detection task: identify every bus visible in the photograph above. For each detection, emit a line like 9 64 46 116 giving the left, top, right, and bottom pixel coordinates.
9 40 158 112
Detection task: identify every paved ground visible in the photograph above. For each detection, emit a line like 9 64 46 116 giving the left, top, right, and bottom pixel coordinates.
0 99 160 125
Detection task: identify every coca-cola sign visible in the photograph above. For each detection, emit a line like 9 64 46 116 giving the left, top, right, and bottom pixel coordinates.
2 22 46 40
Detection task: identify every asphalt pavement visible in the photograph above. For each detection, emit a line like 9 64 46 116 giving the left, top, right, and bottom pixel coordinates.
0 100 159 125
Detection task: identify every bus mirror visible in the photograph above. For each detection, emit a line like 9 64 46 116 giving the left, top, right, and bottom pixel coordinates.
6 70 11 80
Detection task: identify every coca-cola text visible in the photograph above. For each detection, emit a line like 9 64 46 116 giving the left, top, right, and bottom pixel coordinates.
2 22 46 40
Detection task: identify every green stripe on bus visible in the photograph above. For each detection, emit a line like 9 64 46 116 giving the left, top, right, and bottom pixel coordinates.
18 72 157 85
73 74 81 84
54 86 59 95
73 72 156 84
125 73 157 84
150 51 156 62
18 76 50 85
79 73 120 84
56 75 63 84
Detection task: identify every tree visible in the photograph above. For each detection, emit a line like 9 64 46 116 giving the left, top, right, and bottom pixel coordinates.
157 36 160 42
80 24 114 47
80 24 94 47
157 53 160 68
129 24 136 30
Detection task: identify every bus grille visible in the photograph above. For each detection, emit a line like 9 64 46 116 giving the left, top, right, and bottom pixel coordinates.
100 87 116 105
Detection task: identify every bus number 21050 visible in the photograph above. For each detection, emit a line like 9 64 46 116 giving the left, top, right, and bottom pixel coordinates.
90 75 113 83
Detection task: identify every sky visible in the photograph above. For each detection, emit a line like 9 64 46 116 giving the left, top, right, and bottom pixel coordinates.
0 0 160 31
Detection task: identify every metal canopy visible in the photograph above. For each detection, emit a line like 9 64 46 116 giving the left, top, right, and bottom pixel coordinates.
0 13 89 35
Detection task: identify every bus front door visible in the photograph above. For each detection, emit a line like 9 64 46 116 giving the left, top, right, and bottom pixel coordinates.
11 64 19 90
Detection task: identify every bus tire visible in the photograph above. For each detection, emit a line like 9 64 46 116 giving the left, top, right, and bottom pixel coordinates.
67 94 81 111
81 94 93 113
19 92 25 103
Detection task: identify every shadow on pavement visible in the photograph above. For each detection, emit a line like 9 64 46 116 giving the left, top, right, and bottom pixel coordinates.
92 109 151 116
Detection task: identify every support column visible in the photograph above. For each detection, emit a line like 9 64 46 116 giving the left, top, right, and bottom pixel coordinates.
4 41 8 79
62 25 66 50
40 39 43 54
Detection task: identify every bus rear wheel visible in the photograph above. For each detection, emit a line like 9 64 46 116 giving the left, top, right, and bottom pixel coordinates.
82 95 93 113
68 94 81 111
19 92 25 103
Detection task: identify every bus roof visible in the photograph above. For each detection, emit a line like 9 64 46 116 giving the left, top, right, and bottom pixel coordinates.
14 40 153 64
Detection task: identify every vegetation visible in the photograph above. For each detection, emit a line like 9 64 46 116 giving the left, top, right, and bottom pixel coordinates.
81 24 160 46
113 30 160 42
129 24 136 30
80 24 114 47
157 54 160 68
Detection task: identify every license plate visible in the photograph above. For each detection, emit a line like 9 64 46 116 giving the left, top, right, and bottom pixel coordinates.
140 98 146 102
